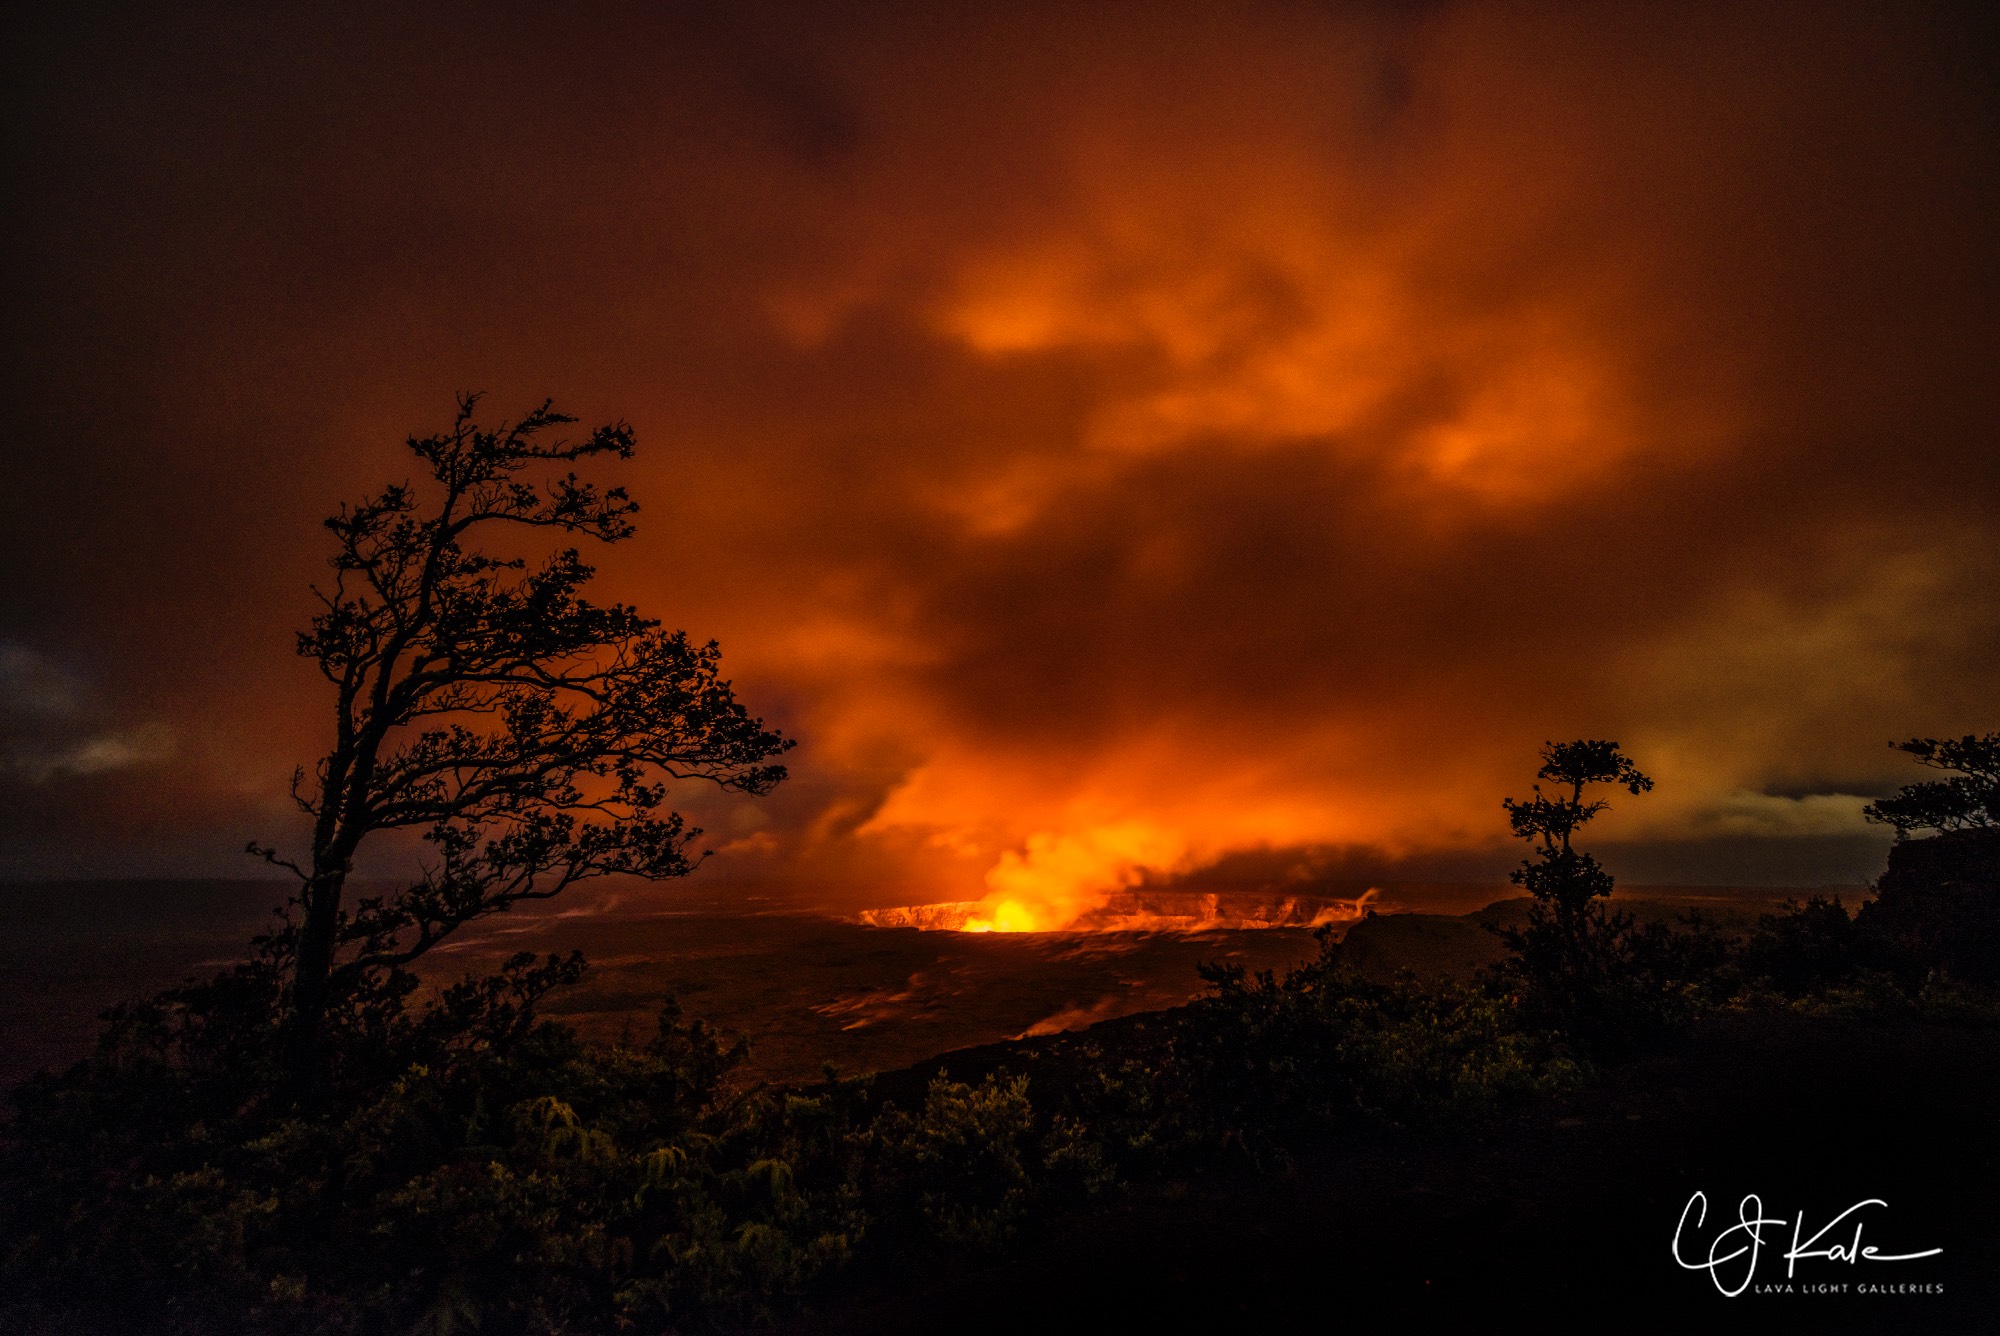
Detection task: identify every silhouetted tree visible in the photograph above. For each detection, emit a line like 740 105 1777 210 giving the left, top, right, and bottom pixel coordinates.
252 396 791 1096
1739 894 1862 997
1491 741 1722 1055
1501 740 1652 912
1862 733 1998 836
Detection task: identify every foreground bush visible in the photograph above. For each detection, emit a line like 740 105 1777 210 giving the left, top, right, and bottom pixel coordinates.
4 924 1587 1334
1046 932 1574 1175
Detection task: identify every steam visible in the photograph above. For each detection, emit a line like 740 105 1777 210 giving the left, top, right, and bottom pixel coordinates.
961 823 1192 932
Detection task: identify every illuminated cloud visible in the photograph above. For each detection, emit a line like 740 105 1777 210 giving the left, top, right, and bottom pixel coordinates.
0 2 1992 899
0 642 175 783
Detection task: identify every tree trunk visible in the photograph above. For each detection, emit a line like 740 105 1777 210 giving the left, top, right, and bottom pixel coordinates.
282 868 346 1103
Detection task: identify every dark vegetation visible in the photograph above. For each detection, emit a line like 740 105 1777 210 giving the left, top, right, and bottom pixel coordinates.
1487 741 1730 1057
2 405 1994 1330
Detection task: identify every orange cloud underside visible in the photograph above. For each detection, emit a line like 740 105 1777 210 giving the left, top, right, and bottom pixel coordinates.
655 7 1989 922
9 3 1990 896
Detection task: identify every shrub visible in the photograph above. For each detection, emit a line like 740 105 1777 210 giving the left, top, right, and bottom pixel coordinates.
0 892 1612 1329
868 1073 1037 1250
1039 927 1575 1176
1739 895 1864 997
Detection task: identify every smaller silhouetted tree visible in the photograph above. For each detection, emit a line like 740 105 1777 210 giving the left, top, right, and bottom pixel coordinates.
1501 739 1652 913
1492 741 1722 1056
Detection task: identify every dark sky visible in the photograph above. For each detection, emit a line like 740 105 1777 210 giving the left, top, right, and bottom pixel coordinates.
3 1 1996 919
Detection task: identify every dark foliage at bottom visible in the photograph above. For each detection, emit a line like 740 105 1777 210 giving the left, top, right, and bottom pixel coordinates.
5 828 1996 1332
3 923 1587 1335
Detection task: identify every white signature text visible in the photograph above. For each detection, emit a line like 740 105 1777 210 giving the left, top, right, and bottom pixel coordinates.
1672 1192 1942 1297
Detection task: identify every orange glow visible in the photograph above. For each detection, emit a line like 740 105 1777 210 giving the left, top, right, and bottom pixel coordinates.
957 823 1190 932
848 721 1513 929
859 888 1380 935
